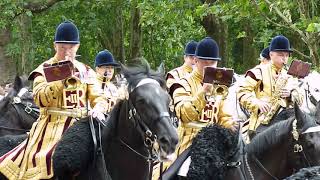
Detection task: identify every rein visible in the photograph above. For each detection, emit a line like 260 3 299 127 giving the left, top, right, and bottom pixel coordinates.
305 83 318 110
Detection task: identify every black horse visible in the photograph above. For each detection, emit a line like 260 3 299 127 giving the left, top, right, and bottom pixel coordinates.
50 61 179 180
187 103 320 180
0 76 38 136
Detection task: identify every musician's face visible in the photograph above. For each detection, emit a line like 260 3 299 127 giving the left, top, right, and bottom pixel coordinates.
184 55 196 67
195 58 218 75
96 65 115 80
54 43 80 61
270 51 289 69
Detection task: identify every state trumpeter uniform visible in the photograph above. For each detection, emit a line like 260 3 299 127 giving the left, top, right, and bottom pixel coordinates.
174 69 235 155
0 57 107 180
95 73 119 112
94 50 121 113
166 40 197 98
166 63 192 96
0 21 108 180
152 41 198 180
237 35 303 141
174 37 236 156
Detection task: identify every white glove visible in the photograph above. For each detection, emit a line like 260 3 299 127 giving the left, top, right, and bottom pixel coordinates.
90 104 106 125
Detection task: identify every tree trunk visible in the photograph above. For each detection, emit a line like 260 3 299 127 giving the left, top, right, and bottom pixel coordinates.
199 0 229 67
19 14 33 75
128 0 142 64
200 14 229 68
98 2 125 64
0 27 16 85
242 23 257 71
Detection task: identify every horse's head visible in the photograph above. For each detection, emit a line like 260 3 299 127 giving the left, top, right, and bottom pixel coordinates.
0 75 38 134
293 102 320 167
120 60 178 161
301 71 320 115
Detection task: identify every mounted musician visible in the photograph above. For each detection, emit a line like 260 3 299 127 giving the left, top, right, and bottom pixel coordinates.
174 37 237 154
158 37 237 179
94 50 123 113
152 40 198 179
0 21 109 180
259 46 270 65
237 35 303 141
166 40 197 97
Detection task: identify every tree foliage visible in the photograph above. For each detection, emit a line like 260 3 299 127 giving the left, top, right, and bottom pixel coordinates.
0 0 319 80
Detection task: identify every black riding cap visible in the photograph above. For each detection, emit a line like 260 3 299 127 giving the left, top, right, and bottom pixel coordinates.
54 21 80 44
269 35 293 52
195 37 221 61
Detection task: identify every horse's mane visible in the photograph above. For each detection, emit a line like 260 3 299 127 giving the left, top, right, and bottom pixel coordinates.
188 124 238 180
246 119 294 156
284 166 320 180
0 96 10 111
102 100 124 140
122 59 166 90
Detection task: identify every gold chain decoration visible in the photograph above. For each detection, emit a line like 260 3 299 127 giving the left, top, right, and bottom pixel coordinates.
292 119 299 141
292 119 303 153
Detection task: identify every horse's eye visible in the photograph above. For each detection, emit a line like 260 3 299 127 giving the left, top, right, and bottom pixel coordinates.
314 88 319 92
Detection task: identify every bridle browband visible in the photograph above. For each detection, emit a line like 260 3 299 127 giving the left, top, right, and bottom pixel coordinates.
0 88 39 132
118 78 170 180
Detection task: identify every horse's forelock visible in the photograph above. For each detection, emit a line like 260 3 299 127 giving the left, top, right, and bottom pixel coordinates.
122 63 165 90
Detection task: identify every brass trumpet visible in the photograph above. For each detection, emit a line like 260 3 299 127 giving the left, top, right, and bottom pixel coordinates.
64 76 81 90
212 84 229 99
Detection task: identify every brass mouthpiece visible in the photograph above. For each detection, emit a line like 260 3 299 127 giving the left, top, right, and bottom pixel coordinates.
64 76 80 89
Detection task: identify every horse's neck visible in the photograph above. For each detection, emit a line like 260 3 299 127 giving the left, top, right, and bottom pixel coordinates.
249 141 291 178
117 102 145 149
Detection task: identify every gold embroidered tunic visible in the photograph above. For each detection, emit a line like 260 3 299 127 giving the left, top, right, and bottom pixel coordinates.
166 63 193 97
0 57 108 180
95 74 120 113
237 63 302 132
173 69 235 155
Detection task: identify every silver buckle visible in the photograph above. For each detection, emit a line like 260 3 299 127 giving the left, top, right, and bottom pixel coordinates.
13 97 21 104
25 103 33 114
294 144 303 153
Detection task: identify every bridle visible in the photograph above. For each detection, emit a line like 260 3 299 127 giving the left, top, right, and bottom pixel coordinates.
0 88 39 132
244 119 312 180
304 82 319 109
118 78 170 180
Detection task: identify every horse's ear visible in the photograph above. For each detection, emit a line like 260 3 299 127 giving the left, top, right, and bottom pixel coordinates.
13 75 23 92
315 101 320 124
120 63 129 78
156 62 165 75
294 102 305 129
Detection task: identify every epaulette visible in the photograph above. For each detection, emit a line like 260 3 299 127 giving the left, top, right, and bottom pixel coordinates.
166 68 179 80
246 65 263 80
28 59 54 80
178 77 191 93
